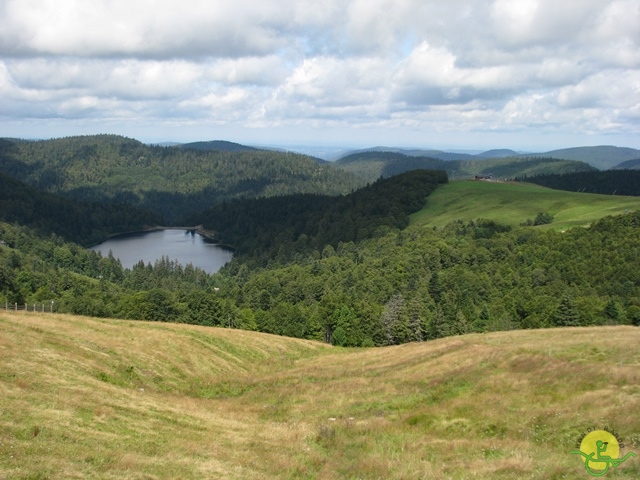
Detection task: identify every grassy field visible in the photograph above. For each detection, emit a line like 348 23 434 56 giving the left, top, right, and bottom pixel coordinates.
412 180 640 229
1 311 639 479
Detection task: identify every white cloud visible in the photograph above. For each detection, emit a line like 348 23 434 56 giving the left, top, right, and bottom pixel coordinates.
0 0 288 58
208 56 288 86
556 71 640 110
390 42 525 107
0 0 638 148
491 0 609 49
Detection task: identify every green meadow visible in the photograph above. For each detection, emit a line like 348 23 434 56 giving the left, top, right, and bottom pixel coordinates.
1 311 638 479
412 180 640 230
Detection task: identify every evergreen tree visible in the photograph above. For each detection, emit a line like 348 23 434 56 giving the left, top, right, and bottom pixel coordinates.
604 298 626 325
428 306 451 339
627 306 640 327
406 297 424 342
549 294 581 327
381 294 407 345
473 304 491 332
428 272 442 304
452 310 472 335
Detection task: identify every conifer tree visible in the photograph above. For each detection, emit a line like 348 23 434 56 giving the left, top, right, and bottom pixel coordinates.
550 293 580 327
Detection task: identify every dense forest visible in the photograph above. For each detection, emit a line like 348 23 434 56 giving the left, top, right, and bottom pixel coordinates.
519 170 640 196
187 169 448 263
1 135 639 348
2 209 639 346
0 172 160 245
0 135 364 224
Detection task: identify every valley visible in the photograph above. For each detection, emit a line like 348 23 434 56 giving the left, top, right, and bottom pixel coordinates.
1 311 638 479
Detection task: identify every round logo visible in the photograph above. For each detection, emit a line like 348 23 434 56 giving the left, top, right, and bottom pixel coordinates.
580 430 620 473
571 429 636 477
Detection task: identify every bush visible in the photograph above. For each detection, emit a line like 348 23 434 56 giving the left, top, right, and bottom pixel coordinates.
534 212 554 226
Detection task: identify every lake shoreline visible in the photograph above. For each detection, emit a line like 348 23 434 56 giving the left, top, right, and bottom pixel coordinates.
88 228 234 274
89 225 236 252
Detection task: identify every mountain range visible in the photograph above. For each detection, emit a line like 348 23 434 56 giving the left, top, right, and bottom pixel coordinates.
327 145 640 170
166 140 640 170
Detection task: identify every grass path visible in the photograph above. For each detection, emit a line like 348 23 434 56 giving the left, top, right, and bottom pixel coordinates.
1 311 639 479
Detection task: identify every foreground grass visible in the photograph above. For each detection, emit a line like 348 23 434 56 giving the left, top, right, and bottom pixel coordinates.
412 180 640 229
1 312 639 479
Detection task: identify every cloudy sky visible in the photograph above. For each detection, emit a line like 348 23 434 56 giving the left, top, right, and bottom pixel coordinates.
1 0 639 150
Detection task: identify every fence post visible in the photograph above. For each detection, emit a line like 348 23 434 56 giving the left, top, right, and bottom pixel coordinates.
15 302 17 311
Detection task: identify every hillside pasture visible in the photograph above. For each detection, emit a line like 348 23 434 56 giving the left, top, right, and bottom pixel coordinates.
412 180 640 229
1 311 638 479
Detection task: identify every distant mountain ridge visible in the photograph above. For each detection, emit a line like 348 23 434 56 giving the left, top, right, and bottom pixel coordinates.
335 145 640 170
336 146 525 161
475 149 520 158
530 146 640 170
340 146 477 161
177 140 260 152
334 150 595 183
611 158 640 170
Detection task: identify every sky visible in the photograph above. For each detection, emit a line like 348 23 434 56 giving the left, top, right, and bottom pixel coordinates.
0 0 639 151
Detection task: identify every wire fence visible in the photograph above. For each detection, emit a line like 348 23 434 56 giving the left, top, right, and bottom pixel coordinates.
3 302 56 313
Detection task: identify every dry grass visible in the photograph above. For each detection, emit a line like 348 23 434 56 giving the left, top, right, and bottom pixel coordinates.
1 312 639 479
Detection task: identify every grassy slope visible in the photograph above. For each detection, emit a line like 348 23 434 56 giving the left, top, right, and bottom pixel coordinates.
412 180 640 229
1 311 639 479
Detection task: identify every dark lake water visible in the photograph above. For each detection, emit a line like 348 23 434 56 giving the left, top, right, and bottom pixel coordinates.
89 229 233 274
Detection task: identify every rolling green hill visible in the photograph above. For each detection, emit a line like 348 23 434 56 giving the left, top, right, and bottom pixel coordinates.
334 151 594 183
189 169 448 259
0 135 364 224
411 180 640 229
455 156 596 179
177 140 260 152
1 311 638 479
536 146 640 170
476 148 520 158
614 158 640 170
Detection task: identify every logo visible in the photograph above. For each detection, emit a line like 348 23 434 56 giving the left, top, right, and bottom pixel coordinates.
570 427 636 476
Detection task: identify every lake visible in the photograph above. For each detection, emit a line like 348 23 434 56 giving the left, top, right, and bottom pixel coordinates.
89 229 233 274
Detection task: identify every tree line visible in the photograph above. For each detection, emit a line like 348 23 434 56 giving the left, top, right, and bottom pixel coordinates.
518 170 640 196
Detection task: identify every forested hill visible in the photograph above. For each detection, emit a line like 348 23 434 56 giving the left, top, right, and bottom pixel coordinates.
177 140 260 152
0 172 159 245
614 158 640 170
521 170 640 196
334 150 595 183
334 152 450 181
536 146 640 170
0 135 365 224
188 169 448 262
